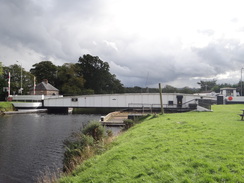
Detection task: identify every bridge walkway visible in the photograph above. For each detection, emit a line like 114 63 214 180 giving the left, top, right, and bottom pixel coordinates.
100 111 147 126
101 112 128 126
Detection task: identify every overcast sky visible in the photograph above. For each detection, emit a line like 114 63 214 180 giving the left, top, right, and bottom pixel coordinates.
1 0 244 88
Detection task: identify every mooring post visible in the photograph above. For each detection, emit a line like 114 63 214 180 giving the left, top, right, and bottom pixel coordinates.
159 83 164 114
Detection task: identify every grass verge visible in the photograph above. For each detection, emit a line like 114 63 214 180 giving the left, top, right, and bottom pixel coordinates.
60 104 244 183
0 102 14 112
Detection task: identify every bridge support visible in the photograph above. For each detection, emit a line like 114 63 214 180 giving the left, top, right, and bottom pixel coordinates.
47 107 72 114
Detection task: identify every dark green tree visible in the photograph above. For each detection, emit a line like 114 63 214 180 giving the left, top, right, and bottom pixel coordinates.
179 86 196 94
56 63 86 95
0 62 7 100
163 85 178 93
0 62 2 75
30 61 57 85
77 54 124 94
125 86 142 93
197 79 217 91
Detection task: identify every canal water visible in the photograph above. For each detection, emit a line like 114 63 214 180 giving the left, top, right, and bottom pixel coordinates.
0 113 101 183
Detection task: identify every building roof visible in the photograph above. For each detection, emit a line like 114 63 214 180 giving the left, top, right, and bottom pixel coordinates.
35 79 59 91
220 88 236 91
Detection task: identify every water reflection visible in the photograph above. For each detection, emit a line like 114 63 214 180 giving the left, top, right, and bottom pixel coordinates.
0 113 100 183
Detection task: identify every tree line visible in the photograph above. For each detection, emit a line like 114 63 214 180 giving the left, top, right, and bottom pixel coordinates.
0 54 243 100
0 55 124 98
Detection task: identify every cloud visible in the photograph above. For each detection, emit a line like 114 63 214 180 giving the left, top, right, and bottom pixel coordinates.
1 0 244 88
197 29 215 36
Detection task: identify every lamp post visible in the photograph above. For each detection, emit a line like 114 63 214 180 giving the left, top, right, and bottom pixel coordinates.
16 60 23 94
241 68 244 96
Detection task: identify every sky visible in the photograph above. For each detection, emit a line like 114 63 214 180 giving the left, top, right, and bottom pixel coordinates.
1 0 244 88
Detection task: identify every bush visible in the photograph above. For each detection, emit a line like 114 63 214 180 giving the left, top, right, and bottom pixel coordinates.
123 119 135 130
106 129 113 137
63 133 94 172
82 121 105 141
63 133 94 149
62 121 109 172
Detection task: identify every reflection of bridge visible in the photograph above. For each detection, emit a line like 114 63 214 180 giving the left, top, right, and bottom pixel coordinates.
43 93 214 113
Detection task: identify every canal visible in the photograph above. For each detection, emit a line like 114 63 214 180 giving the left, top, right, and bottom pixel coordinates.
0 113 101 183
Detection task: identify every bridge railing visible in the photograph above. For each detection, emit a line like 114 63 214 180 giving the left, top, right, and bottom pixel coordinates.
128 101 198 111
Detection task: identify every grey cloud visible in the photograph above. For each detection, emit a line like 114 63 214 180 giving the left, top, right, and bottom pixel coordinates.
0 0 105 63
192 39 244 74
1 0 244 88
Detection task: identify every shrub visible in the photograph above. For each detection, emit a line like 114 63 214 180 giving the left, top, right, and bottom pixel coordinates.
63 133 94 172
62 121 110 173
64 133 94 149
82 121 105 141
123 119 135 130
106 129 113 137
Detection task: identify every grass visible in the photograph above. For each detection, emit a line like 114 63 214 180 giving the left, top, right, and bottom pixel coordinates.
60 104 244 183
0 101 14 112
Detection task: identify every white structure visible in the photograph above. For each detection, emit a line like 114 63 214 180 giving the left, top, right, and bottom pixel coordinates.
218 88 244 104
44 93 213 110
9 95 63 109
220 88 237 97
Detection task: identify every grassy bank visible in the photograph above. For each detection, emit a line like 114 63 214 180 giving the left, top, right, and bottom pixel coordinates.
0 102 14 112
60 105 244 182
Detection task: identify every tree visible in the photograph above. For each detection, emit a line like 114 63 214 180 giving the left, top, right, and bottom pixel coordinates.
0 62 6 100
77 54 124 94
125 86 143 93
30 61 57 85
197 79 217 91
0 62 2 76
56 63 86 95
3 65 34 95
163 85 178 93
179 86 196 94
105 74 124 93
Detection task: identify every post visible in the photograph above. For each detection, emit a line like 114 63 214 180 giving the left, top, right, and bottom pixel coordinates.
159 83 164 114
241 68 244 96
8 72 10 97
21 64 22 94
34 76 36 95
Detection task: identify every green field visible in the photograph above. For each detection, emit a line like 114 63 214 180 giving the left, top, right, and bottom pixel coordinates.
60 105 244 183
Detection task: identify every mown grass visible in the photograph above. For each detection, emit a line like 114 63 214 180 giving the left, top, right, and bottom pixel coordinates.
0 102 14 112
60 104 244 183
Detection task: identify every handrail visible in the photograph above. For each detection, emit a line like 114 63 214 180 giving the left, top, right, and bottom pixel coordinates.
182 99 197 105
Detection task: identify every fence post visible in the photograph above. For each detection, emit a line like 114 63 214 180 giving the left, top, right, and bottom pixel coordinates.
159 83 164 114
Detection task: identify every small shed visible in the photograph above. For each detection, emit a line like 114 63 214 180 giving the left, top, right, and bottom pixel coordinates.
220 88 237 97
30 79 59 95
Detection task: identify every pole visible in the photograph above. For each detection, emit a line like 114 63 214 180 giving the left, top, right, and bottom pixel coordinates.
21 64 22 94
241 68 244 96
8 72 10 97
34 76 36 95
159 83 164 114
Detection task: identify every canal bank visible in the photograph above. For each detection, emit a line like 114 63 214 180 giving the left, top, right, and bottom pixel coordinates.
59 105 244 182
0 102 15 114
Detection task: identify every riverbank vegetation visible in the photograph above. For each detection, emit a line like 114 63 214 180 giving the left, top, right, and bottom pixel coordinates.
0 102 14 112
60 104 244 182
62 121 114 173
